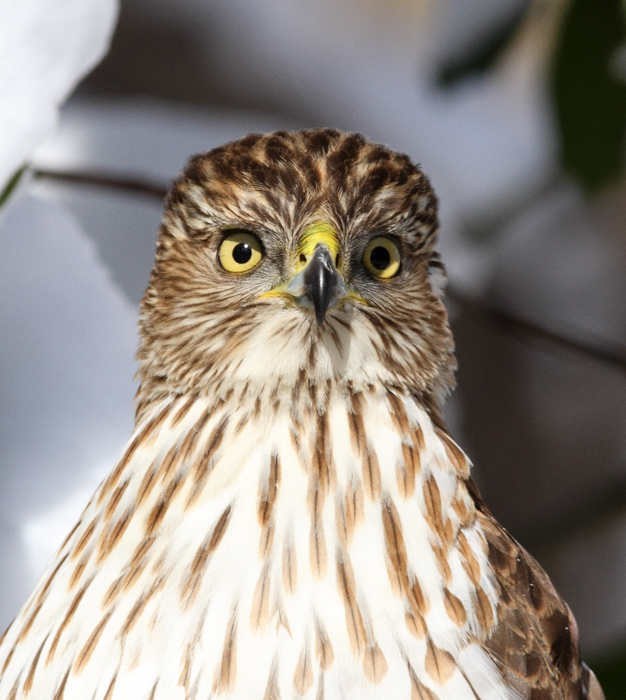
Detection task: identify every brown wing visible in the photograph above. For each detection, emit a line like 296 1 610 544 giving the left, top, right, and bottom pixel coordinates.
471 488 605 700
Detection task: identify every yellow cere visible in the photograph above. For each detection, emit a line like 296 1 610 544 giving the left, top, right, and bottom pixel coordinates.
219 232 264 273
296 222 341 271
363 236 401 279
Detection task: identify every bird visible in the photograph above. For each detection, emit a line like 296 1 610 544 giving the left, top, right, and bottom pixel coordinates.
0 129 604 700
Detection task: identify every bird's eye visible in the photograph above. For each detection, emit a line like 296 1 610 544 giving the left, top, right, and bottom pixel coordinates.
218 232 264 273
363 237 401 279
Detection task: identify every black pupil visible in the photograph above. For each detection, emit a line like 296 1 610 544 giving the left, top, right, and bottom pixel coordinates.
233 242 252 264
370 246 391 270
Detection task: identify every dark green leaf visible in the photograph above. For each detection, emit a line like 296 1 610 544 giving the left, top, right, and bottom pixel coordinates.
552 0 626 193
0 165 27 209
436 2 529 87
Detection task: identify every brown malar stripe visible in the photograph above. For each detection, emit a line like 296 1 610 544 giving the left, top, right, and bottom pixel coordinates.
213 610 238 694
425 637 456 685
293 645 314 696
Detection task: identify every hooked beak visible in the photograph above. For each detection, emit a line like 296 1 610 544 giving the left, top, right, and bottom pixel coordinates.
302 246 345 325
259 222 366 324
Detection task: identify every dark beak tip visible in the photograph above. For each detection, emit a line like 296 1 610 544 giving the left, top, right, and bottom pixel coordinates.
303 246 339 326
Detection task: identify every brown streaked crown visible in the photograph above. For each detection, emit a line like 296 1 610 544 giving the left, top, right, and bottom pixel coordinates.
136 129 455 416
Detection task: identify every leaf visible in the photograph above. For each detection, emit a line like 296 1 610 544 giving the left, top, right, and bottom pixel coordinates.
436 2 529 87
552 0 626 193
0 165 27 209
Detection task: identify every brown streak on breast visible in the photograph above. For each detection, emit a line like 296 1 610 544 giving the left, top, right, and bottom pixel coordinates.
408 662 438 700
119 578 165 638
186 416 229 508
171 396 196 427
405 609 427 639
122 538 155 592
398 443 418 499
96 508 133 562
293 645 314 696
423 475 444 536
102 673 118 700
458 532 482 586
335 550 367 653
70 519 99 561
47 582 91 664
72 609 114 675
258 454 281 527
104 479 131 521
282 535 297 595
145 474 183 535
438 432 470 478
443 589 467 627
213 610 238 694
181 505 232 606
381 499 410 596
425 637 456 685
363 643 388 683
250 564 271 632
315 620 334 671
52 670 70 700
473 587 495 635
308 480 328 579
22 634 48 693
68 551 91 590
30 553 69 614
98 402 172 503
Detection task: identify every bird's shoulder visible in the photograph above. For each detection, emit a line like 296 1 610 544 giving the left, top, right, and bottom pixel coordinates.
464 479 604 700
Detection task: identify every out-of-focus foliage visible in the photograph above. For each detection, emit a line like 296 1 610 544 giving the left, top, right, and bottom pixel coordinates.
436 1 529 86
435 0 626 195
553 0 626 193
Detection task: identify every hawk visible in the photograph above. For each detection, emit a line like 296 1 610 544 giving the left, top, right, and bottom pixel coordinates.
0 130 604 700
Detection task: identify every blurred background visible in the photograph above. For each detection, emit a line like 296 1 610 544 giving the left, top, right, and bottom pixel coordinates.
1 0 625 695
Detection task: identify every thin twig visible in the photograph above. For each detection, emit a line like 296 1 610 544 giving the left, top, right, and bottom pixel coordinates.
447 287 626 373
33 168 168 201
31 167 626 374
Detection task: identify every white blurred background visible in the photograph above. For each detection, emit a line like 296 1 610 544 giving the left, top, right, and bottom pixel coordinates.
1 0 625 694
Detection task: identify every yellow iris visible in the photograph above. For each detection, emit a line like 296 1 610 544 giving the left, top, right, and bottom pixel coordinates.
218 232 264 273
363 237 401 279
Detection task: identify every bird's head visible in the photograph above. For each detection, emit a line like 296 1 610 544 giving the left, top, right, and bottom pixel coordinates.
136 130 455 414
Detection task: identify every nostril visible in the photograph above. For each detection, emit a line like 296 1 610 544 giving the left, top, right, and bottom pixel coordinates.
299 253 307 265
